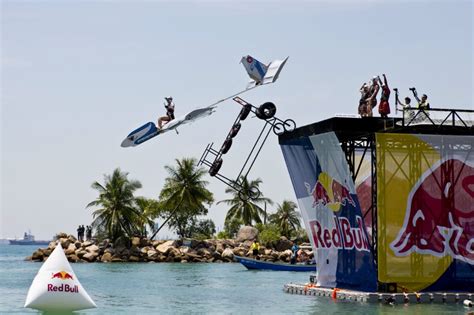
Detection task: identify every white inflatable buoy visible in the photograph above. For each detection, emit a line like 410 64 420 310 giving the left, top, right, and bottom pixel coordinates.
464 299 473 307
24 243 96 311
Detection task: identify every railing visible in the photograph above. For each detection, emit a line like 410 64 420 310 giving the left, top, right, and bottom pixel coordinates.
401 108 474 128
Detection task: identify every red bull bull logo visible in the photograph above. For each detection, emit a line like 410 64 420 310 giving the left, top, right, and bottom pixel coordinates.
51 270 74 280
309 215 370 252
390 158 474 265
305 172 356 212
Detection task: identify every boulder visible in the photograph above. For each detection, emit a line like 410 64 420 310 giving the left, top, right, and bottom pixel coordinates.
31 249 44 261
232 247 245 257
67 235 77 243
221 248 234 260
82 240 93 248
140 238 150 247
59 238 71 249
104 247 115 255
75 249 87 258
147 250 159 260
156 240 175 255
181 260 188 263
82 252 97 262
74 241 82 249
215 243 224 254
274 236 292 252
68 254 80 263
48 241 57 249
42 249 52 257
111 255 123 262
130 245 141 256
129 255 140 262
141 246 151 255
131 237 141 247
101 252 113 262
86 244 99 253
65 243 76 255
236 226 259 242
56 232 68 239
196 248 212 258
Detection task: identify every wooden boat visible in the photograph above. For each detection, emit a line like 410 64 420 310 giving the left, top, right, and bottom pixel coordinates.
234 255 316 272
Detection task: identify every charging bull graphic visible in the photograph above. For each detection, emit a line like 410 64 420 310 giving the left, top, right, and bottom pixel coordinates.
390 158 474 265
305 172 356 212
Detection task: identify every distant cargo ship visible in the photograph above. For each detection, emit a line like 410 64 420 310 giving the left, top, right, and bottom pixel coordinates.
9 232 50 246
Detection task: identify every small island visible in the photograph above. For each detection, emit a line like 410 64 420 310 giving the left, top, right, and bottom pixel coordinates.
27 229 313 264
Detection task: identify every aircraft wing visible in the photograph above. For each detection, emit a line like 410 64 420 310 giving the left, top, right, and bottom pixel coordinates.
262 57 289 85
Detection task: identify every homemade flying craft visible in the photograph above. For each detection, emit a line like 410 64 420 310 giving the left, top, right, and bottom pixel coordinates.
121 55 289 148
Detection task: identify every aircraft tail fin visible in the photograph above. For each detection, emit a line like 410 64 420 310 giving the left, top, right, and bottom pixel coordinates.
262 56 289 85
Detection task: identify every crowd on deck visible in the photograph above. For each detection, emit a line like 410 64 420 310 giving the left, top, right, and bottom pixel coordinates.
358 74 430 118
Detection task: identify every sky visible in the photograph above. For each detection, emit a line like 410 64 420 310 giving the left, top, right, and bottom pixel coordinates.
1 0 472 240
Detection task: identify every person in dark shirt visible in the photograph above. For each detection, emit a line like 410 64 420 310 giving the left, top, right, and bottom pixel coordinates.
157 97 175 129
377 74 391 118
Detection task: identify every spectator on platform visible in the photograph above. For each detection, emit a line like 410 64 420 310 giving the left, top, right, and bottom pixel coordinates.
377 74 391 118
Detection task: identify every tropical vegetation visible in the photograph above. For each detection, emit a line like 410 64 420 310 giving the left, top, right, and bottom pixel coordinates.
86 161 307 244
87 168 152 242
157 158 214 238
268 200 301 238
218 176 273 226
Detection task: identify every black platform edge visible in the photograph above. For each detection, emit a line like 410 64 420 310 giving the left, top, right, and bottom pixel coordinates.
278 116 474 144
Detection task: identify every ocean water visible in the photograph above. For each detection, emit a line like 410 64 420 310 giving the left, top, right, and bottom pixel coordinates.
0 245 469 314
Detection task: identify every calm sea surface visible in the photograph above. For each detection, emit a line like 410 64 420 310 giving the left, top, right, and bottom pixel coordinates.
0 244 469 314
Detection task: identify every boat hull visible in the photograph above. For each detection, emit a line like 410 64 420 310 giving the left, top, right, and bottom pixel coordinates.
234 255 316 272
9 240 50 246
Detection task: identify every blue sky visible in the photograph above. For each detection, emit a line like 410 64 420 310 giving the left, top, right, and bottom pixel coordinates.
1 0 472 240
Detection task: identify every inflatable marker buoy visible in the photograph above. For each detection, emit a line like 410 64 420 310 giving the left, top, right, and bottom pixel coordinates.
464 299 473 307
24 243 96 312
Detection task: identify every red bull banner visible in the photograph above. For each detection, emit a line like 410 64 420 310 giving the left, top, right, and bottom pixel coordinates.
377 133 474 292
280 132 377 291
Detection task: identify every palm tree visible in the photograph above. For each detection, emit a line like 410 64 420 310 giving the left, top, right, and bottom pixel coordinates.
157 158 213 238
86 168 146 242
135 197 161 238
218 176 273 226
268 200 301 238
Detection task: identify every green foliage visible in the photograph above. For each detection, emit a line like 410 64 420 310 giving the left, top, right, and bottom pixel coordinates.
216 230 230 239
87 168 149 242
258 224 281 246
158 158 214 238
223 217 243 238
135 197 161 238
268 200 301 238
293 227 310 242
190 219 216 239
218 177 273 226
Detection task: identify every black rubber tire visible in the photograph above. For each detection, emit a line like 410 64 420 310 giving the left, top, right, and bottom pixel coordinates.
283 119 296 132
273 122 285 135
239 105 252 121
221 137 233 154
229 123 241 138
209 158 223 177
256 102 276 120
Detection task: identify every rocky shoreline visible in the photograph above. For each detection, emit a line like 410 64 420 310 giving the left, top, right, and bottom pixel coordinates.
26 232 313 264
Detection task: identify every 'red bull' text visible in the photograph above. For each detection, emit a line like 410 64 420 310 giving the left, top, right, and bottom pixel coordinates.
47 284 79 293
309 215 370 252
